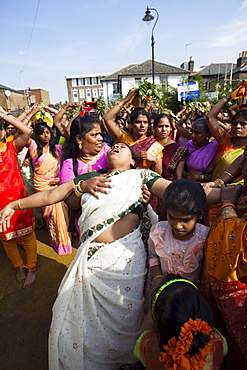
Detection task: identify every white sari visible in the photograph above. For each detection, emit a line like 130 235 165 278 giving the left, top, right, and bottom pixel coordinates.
49 169 158 369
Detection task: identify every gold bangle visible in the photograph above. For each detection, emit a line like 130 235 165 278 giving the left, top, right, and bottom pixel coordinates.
214 178 225 188
223 171 235 181
74 180 84 198
153 274 163 282
18 199 23 210
116 101 123 109
60 108 66 113
220 203 236 211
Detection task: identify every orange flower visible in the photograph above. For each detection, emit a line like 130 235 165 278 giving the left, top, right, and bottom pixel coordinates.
159 318 213 370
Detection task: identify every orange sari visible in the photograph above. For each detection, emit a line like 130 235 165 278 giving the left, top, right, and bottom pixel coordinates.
204 197 247 368
29 140 72 255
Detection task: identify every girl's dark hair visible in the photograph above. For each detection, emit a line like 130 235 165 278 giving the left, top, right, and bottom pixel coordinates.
34 123 57 159
63 115 101 160
232 109 247 123
192 117 210 138
163 179 206 217
153 113 173 129
129 108 150 124
153 273 213 355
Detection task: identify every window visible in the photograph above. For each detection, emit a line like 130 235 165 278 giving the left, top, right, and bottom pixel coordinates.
72 90 79 102
86 89 91 101
99 88 104 98
79 89 85 99
112 83 119 94
93 89 98 98
92 77 98 85
85 78 91 85
78 79 84 86
72 78 77 87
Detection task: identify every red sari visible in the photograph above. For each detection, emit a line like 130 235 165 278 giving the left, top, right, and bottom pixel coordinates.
0 137 34 241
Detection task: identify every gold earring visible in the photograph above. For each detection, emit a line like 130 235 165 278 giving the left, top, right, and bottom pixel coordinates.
79 143 82 150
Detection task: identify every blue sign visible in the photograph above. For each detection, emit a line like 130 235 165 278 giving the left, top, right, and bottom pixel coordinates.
177 82 200 102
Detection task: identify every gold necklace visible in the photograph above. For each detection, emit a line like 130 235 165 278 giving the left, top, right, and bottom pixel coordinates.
106 169 126 177
78 153 99 163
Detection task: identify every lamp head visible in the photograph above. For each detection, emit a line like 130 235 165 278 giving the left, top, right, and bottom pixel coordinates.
142 7 154 22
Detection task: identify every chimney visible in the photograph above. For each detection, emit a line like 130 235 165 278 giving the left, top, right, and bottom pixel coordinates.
188 56 194 73
237 51 247 67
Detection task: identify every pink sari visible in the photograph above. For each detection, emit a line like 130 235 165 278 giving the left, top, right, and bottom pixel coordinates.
29 140 72 255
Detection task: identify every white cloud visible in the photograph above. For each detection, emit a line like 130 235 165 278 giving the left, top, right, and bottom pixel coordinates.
208 18 247 48
240 0 247 9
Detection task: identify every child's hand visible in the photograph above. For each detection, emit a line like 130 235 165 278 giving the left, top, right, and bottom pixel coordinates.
141 185 152 205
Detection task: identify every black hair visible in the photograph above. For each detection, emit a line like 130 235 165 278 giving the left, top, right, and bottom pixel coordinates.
153 113 173 129
232 109 247 123
153 273 213 355
0 119 5 131
163 179 206 217
192 117 210 138
63 115 101 160
129 108 150 124
34 123 57 159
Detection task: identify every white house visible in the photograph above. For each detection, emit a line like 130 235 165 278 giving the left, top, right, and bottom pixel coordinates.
101 60 190 104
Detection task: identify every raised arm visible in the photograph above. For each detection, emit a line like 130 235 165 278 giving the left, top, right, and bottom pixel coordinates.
53 102 80 137
103 88 137 139
205 93 232 136
175 112 192 140
0 107 32 151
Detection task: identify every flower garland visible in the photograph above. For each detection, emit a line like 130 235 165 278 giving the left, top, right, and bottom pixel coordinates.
159 318 213 370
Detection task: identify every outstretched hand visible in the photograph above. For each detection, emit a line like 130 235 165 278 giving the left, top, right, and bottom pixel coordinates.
0 204 15 232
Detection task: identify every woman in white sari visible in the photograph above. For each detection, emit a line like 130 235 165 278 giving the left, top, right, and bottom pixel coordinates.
0 143 221 369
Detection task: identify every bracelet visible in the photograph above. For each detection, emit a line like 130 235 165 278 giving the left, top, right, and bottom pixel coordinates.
24 116 31 123
200 174 205 180
220 203 236 211
0 112 10 119
214 178 225 188
223 98 228 103
154 158 158 165
18 199 23 210
153 274 163 282
116 101 124 109
223 171 235 181
74 180 85 198
60 108 66 113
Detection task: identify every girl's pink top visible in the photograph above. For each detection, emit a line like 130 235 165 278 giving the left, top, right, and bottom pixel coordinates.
60 144 110 184
148 221 209 284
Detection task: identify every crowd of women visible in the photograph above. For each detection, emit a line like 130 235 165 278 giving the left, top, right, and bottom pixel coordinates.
0 82 247 369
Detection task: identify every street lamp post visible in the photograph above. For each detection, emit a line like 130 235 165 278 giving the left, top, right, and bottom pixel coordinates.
142 6 159 84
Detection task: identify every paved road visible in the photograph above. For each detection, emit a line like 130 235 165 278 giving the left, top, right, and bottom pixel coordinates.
0 228 77 370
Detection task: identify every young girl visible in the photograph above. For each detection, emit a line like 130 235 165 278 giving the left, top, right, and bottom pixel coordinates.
28 122 72 255
148 179 209 287
134 274 227 369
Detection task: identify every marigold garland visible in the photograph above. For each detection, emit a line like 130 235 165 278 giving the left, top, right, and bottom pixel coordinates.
159 318 213 370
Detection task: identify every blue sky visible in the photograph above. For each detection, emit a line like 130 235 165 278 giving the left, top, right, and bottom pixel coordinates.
1 0 247 103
